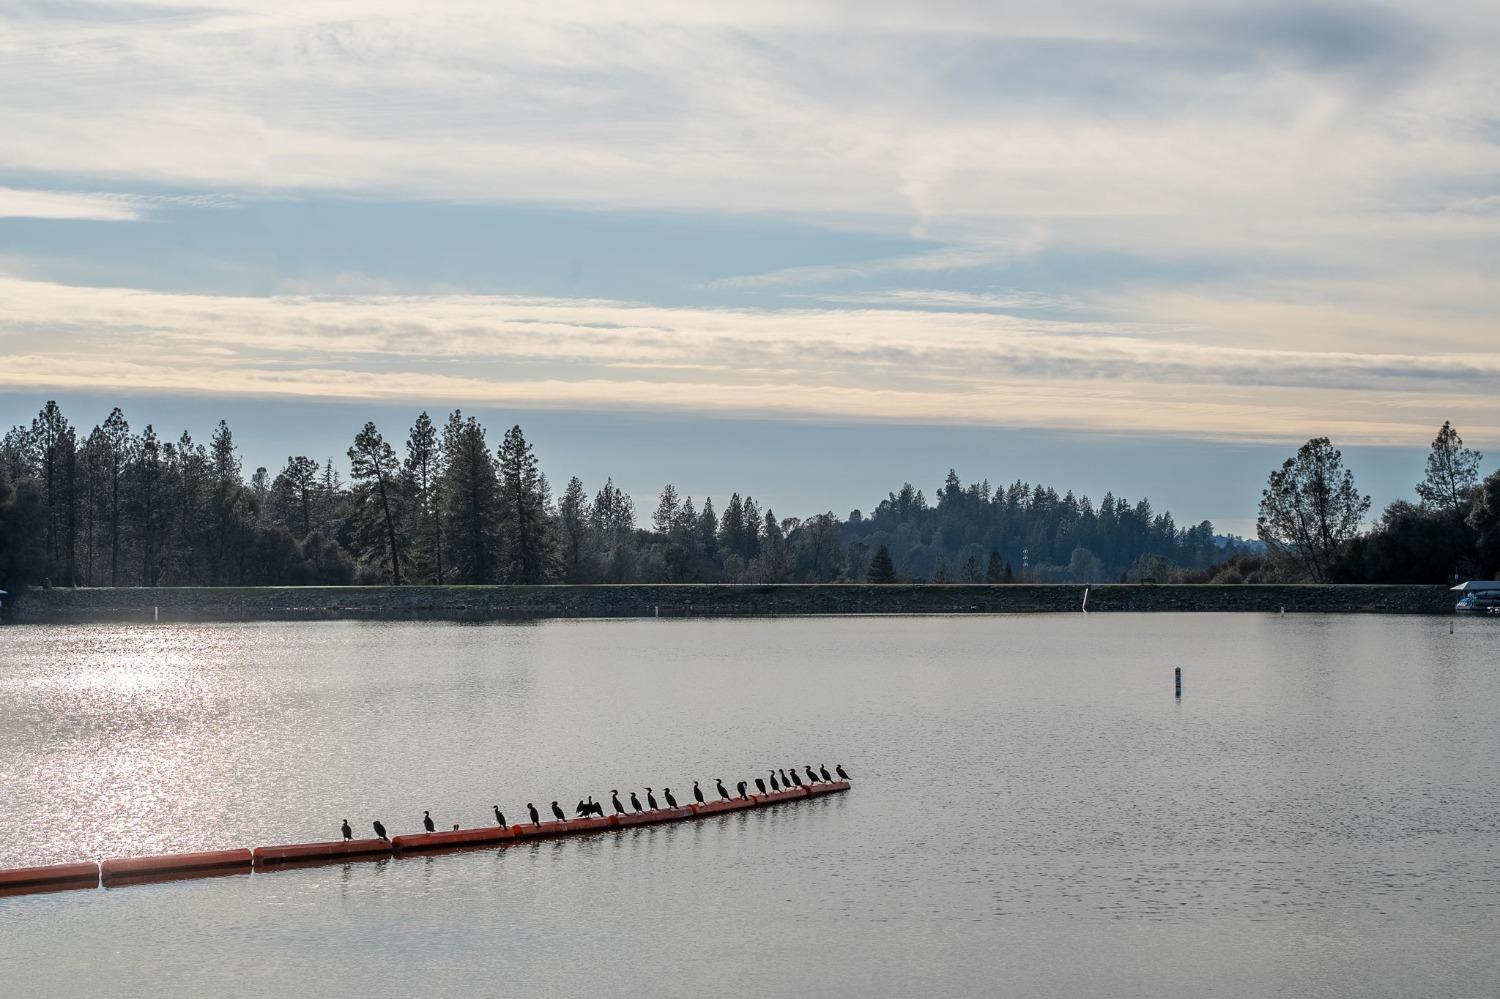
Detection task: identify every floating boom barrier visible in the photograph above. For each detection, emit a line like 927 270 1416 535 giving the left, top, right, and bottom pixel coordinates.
0 780 850 897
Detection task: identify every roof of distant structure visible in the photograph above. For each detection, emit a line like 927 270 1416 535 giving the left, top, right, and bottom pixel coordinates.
1450 580 1500 591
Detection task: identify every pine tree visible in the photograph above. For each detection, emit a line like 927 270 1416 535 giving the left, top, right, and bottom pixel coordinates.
403 412 443 583
867 544 896 583
1416 421 1483 517
496 424 555 584
653 484 680 535
557 475 592 583
438 412 501 583
100 407 130 585
348 422 405 585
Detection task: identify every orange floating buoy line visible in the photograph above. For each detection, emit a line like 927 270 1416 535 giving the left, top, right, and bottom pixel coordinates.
0 779 851 898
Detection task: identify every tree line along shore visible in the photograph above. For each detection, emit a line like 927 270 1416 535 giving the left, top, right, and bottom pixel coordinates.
1 400 1496 598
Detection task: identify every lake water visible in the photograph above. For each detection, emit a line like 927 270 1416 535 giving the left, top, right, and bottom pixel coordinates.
1 614 1497 998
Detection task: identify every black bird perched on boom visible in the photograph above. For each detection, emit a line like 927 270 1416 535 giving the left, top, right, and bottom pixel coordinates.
737 780 748 799
716 779 731 800
372 820 388 840
693 781 705 804
341 819 352 841
819 765 833 783
423 810 436 832
789 768 803 788
780 768 792 787
630 791 644 813
663 788 678 808
769 771 779 791
805 765 819 785
551 801 566 823
576 799 590 818
528 803 540 826
755 777 767 795
494 806 507 828
612 790 626 815
836 764 849 781
646 788 659 810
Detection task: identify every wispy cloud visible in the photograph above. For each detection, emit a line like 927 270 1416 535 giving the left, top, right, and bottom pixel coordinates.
2 275 1495 444
0 187 142 221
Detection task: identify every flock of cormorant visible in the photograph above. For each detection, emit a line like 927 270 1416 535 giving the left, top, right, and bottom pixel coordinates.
340 763 850 842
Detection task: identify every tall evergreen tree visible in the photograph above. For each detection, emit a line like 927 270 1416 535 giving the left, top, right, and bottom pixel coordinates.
348 422 405 585
403 412 444 583
496 425 555 584
100 407 130 586
652 483 680 535
438 412 500 583
557 476 592 583
867 543 896 583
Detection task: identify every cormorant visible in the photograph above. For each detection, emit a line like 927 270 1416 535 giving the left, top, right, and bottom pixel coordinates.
612 790 626 815
373 820 388 840
646 788 659 810
789 769 803 788
630 791 644 813
805 765 820 784
423 810 436 832
820 765 833 783
836 764 850 781
779 769 791 787
341 819 352 841
736 780 748 799
494 806 507 828
755 778 767 795
528 803 540 826
716 779 731 800
663 788 678 808
576 799 590 818
769 771 780 791
551 801 566 822
693 781 705 805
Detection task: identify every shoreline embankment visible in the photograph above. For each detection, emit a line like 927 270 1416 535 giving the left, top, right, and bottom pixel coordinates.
1 583 1455 624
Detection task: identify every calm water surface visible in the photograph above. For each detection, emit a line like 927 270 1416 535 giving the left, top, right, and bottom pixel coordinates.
1 614 1497 997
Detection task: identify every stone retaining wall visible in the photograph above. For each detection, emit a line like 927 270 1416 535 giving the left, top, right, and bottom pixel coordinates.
3 583 1456 623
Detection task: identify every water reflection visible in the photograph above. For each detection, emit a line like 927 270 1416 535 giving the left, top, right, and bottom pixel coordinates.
0 615 1497 998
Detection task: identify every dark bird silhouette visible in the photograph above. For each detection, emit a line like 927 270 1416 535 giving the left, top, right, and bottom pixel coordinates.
663 788 678 808
591 799 605 818
528 803 540 826
769 771 779 791
341 819 352 841
836 764 849 781
716 779 731 800
693 781 705 805
630 791 644 813
576 799 590 818
646 788 659 810
755 778 767 795
423 810 436 832
789 769 803 788
551 801 566 823
736 780 748 799
494 806 507 828
820 765 832 783
779 769 791 787
805 765 819 785
612 790 626 815
372 820 388 840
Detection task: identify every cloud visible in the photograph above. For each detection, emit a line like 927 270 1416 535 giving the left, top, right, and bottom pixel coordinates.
0 187 142 221
1 274 1496 445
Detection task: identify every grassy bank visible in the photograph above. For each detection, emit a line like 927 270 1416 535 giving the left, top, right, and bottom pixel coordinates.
2 582 1455 624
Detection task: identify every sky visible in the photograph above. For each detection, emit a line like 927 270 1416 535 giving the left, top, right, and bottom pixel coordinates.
1 1 1497 533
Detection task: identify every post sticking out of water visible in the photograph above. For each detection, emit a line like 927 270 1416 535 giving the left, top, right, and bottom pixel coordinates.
1081 586 1090 613
654 604 659 618
1280 605 1285 616
1174 666 1181 698
154 606 159 623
